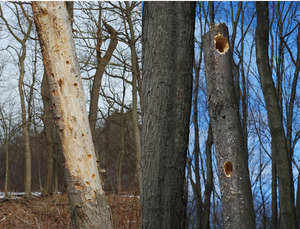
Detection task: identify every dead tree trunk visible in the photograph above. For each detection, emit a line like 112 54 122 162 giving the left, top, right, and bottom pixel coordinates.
203 23 256 229
32 2 113 228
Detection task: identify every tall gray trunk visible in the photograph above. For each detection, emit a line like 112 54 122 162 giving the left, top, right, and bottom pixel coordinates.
19 46 32 197
255 2 297 228
203 23 256 229
142 2 195 228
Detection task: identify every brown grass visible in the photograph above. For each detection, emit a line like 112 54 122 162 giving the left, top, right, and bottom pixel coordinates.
0 193 141 229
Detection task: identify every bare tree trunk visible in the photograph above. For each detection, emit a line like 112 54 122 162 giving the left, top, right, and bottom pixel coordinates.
1 108 11 196
191 40 203 229
296 169 300 229
203 122 213 229
19 45 32 197
125 2 142 195
5 136 10 195
255 3 297 228
203 23 256 229
41 73 55 196
142 2 195 228
117 79 126 195
88 17 118 138
272 142 278 229
32 2 113 228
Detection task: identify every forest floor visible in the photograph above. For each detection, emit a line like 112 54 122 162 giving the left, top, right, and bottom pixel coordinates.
0 193 141 229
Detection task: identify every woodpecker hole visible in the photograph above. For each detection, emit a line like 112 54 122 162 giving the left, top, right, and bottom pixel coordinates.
214 34 229 54
92 174 96 179
58 79 63 88
224 161 233 177
74 83 78 87
88 155 92 159
52 103 56 110
66 61 70 65
51 90 58 96
85 181 90 186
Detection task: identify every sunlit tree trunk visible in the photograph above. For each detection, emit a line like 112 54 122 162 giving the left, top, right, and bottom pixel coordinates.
255 3 297 228
32 2 113 228
203 23 256 228
142 2 195 228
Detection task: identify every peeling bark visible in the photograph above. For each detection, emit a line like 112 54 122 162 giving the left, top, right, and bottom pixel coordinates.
32 2 113 228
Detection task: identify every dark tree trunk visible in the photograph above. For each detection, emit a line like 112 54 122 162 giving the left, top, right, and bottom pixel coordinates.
296 169 300 229
41 73 55 196
272 142 278 229
203 23 256 229
255 2 297 229
203 122 213 229
142 2 195 228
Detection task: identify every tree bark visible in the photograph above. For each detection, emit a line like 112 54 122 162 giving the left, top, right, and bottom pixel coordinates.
272 142 278 229
255 2 297 229
203 122 213 229
142 2 195 228
41 73 55 196
88 20 118 139
126 2 142 194
191 37 202 229
203 23 256 229
32 2 113 228
19 41 32 198
296 169 300 229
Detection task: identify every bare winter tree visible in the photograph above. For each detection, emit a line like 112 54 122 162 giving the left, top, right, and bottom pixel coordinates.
0 3 33 197
31 2 113 228
255 2 297 228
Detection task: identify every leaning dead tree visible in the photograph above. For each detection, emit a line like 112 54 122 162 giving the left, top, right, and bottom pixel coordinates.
31 2 113 228
203 23 256 228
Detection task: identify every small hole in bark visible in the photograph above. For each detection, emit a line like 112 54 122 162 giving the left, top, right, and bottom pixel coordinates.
66 61 70 65
52 103 56 110
58 79 63 88
92 174 96 179
85 181 90 186
51 73 54 78
75 182 85 190
74 83 78 87
82 133 85 136
51 90 58 96
88 155 92 159
214 35 229 54
224 161 233 177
